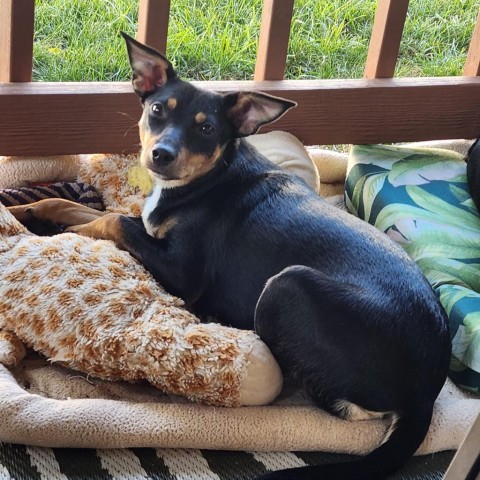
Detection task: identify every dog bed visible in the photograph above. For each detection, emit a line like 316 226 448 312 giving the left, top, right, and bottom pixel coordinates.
0 134 479 479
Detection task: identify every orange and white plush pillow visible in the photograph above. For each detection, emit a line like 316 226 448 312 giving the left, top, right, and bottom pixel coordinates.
0 203 282 407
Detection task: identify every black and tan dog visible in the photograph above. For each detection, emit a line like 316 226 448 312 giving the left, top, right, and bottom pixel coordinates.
9 34 451 480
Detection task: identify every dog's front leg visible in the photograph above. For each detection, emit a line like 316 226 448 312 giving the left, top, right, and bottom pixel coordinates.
66 215 201 303
66 213 125 245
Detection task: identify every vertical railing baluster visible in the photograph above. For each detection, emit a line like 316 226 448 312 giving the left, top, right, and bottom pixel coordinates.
0 0 35 82
464 8 480 76
137 0 171 53
254 0 294 81
364 0 409 79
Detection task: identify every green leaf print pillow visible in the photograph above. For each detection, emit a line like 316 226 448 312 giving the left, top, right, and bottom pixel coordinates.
345 144 480 392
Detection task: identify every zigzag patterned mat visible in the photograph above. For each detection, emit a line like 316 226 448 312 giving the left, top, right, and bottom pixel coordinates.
0 443 454 480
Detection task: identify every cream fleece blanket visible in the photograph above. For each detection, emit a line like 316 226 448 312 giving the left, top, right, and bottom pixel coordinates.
0 137 478 454
0 358 478 453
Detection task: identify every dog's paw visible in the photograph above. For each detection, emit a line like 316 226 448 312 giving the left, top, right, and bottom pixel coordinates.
65 214 124 244
23 199 69 222
64 224 86 234
64 222 103 239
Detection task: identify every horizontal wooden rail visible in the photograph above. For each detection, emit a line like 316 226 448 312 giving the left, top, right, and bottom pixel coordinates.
1 77 480 156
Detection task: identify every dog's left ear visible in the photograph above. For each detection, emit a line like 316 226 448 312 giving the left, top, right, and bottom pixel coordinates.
224 92 297 137
121 32 177 99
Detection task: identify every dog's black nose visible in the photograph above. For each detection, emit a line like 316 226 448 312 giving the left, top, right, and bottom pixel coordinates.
152 145 176 164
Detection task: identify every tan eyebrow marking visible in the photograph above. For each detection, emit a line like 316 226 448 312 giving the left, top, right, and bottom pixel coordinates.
167 98 177 109
195 112 206 124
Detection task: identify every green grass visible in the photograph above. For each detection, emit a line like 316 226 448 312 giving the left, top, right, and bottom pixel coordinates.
32 0 478 82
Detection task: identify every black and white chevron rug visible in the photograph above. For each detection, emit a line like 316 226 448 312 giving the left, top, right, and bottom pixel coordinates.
0 443 454 479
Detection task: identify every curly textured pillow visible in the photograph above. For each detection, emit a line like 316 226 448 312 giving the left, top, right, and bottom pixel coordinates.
0 202 282 407
345 144 480 392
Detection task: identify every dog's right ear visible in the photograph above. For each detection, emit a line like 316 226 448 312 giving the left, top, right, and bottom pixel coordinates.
121 32 177 99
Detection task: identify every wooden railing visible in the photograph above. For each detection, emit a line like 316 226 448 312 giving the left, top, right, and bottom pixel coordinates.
0 0 480 156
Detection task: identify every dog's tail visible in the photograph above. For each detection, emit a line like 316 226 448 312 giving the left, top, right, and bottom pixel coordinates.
259 402 433 480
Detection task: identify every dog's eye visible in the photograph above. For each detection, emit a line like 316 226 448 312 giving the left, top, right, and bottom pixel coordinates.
199 124 215 136
151 103 163 116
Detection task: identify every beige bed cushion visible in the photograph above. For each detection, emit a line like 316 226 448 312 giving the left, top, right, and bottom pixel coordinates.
0 358 478 454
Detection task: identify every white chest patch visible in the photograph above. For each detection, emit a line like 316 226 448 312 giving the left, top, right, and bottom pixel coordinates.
142 184 163 237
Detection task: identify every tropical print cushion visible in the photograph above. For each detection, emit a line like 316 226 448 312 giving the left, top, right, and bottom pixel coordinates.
345 144 480 392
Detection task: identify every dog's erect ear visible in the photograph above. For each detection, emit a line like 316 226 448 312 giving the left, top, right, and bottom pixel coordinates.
224 92 297 137
121 32 177 99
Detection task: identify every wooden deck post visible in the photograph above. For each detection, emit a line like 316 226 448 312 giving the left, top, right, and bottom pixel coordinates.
254 0 294 81
364 0 409 79
0 0 35 82
464 8 480 76
137 0 170 53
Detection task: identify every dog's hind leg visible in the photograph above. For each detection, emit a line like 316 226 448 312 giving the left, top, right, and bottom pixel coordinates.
255 265 391 415
8 198 105 226
254 265 440 480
